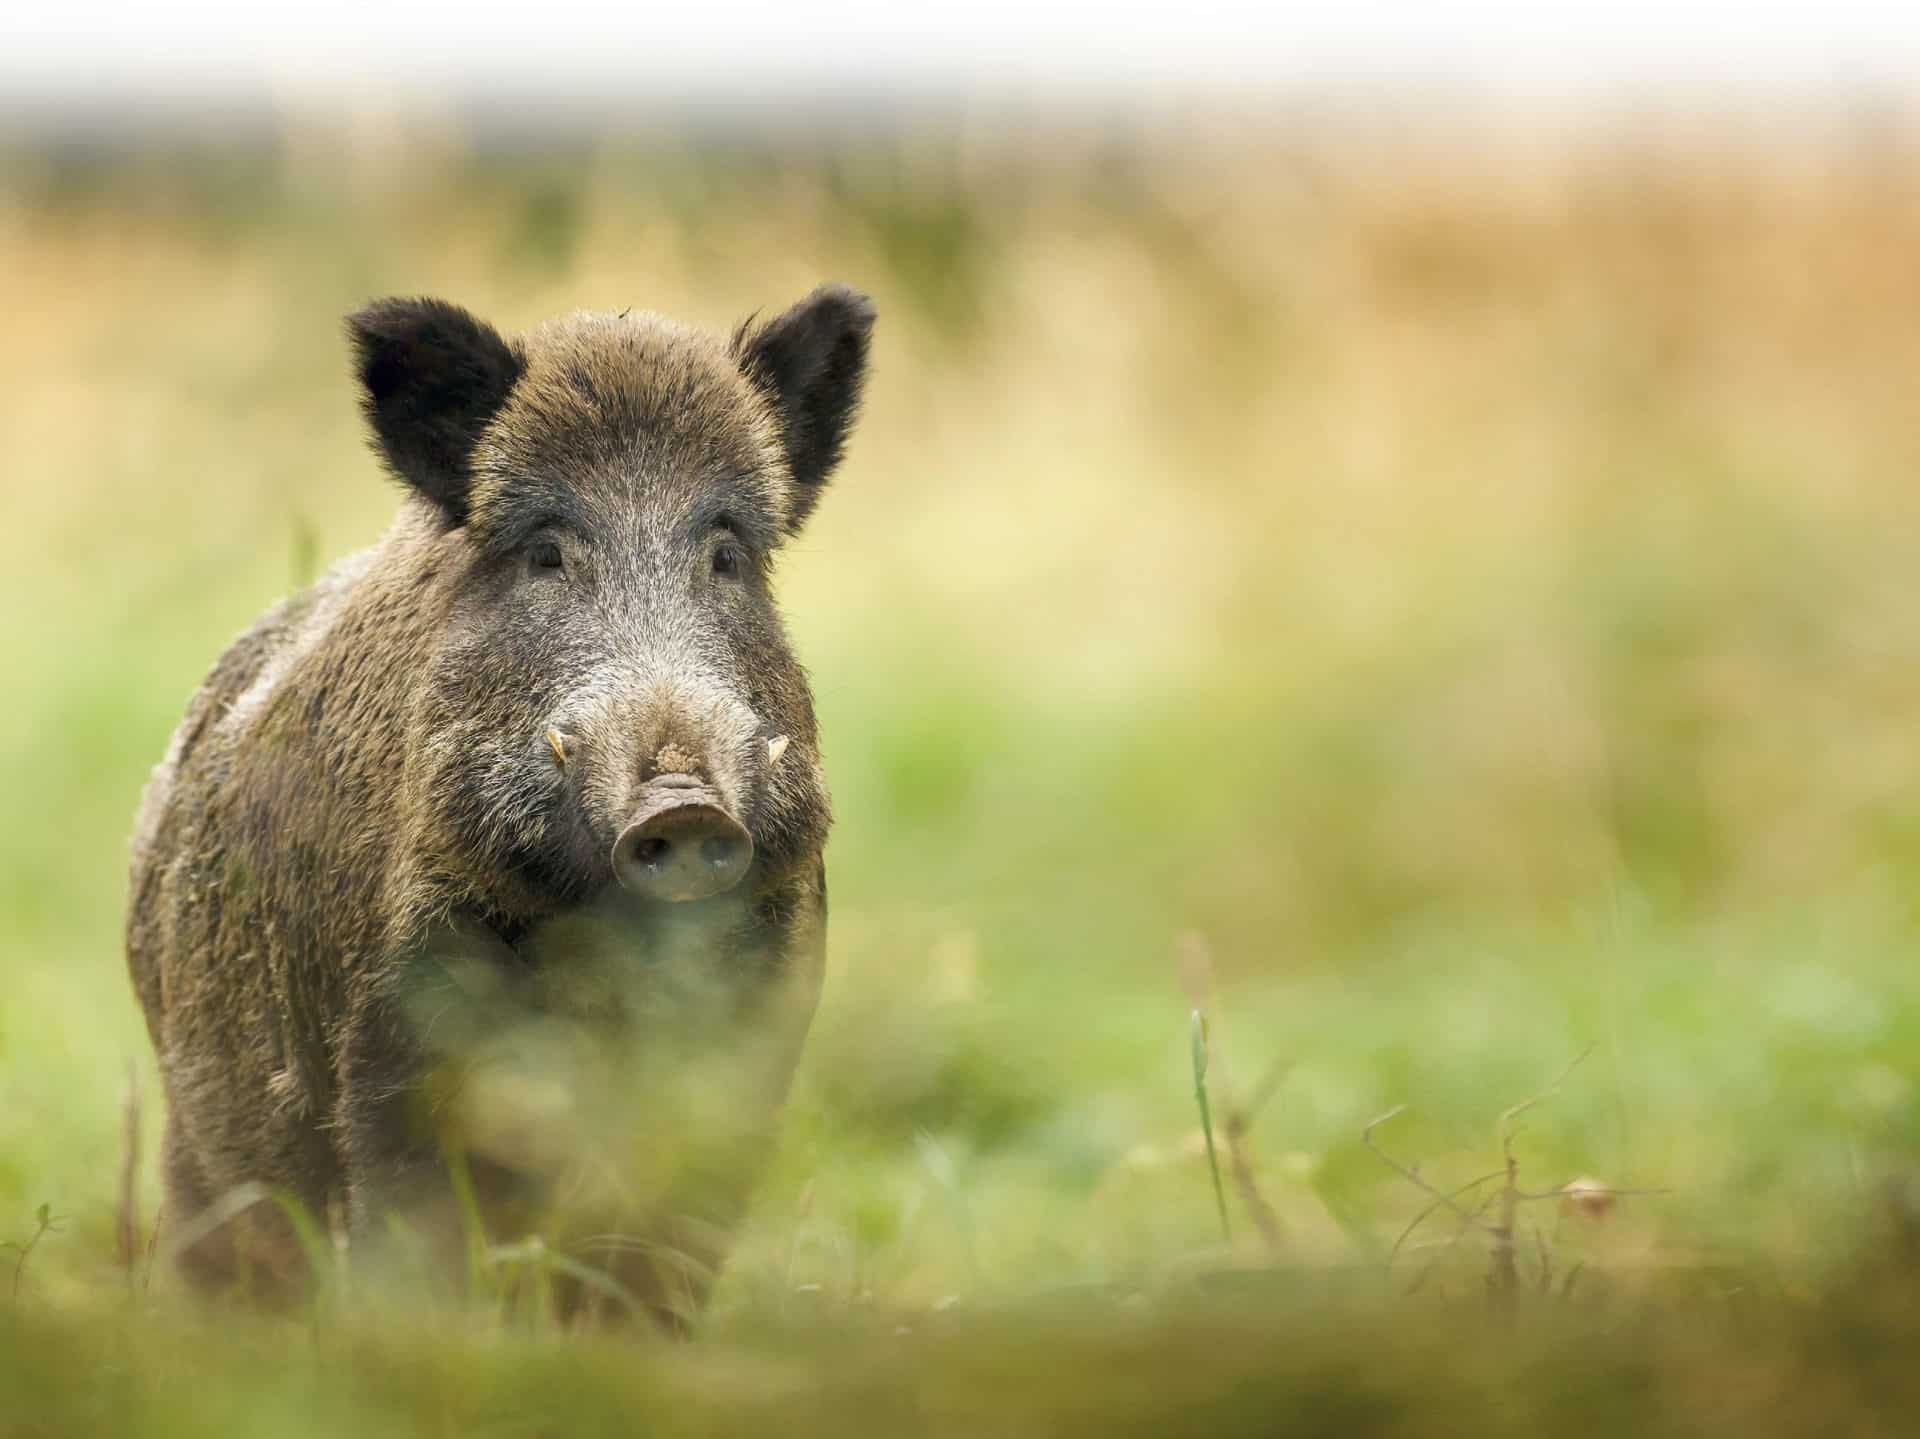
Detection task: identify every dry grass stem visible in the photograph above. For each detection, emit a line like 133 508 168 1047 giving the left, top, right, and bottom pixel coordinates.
118 1062 143 1285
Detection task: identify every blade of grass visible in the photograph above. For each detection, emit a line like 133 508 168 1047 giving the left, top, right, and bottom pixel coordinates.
1191 1009 1231 1244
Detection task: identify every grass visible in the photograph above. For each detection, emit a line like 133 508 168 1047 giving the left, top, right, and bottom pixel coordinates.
3 110 1920 1430
8 1243 1920 1436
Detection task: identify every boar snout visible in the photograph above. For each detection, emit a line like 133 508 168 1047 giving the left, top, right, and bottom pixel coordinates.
612 775 753 902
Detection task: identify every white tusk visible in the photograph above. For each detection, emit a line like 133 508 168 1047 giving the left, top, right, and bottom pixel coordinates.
767 734 790 767
546 728 570 768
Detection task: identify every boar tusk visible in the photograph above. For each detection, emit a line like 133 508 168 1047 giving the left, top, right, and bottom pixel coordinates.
766 734 790 767
546 728 570 768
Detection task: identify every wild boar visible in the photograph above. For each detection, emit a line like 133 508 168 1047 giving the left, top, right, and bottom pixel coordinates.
125 286 874 1323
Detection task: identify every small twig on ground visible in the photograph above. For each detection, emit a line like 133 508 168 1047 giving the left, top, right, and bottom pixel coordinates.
1405 1188 1502 1296
1365 1046 1658 1303
1497 1045 1596 1154
1223 1105 1285 1251
1489 1143 1521 1313
4 1203 67 1300
1387 1170 1507 1272
1223 1052 1292 1252
1363 1107 1494 1230
1490 1046 1595 1317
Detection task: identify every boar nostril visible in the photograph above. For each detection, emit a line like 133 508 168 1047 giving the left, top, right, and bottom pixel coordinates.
612 791 753 902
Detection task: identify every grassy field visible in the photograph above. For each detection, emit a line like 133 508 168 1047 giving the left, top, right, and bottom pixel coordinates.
3 112 1919 1431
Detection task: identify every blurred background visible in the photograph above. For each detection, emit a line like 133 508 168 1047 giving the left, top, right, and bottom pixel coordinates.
3 0 1920 1385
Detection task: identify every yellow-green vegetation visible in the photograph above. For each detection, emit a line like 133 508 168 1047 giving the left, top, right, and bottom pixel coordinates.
3 116 1919 1432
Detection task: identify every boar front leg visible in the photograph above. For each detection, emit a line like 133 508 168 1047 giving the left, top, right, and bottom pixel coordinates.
335 914 542 1293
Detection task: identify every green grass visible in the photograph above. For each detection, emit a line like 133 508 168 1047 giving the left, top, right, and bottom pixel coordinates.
3 117 1920 1431
8 1247 1920 1436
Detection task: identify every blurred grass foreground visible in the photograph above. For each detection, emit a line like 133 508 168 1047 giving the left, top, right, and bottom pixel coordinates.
3 109 1920 1432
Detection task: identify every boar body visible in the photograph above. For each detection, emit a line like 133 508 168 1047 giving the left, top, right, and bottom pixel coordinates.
126 291 873 1321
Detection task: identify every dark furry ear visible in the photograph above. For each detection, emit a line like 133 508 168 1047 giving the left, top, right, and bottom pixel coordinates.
346 297 524 526
732 284 875 532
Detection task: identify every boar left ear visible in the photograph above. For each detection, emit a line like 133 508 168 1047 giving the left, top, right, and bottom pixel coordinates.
733 284 875 532
346 297 524 527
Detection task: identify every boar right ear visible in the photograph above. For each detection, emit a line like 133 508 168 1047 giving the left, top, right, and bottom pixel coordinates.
346 297 524 526
733 284 875 533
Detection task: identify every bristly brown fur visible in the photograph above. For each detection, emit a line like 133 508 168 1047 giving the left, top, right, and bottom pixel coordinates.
127 287 875 1320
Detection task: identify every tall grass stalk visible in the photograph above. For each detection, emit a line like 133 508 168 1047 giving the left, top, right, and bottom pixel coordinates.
1190 1009 1230 1244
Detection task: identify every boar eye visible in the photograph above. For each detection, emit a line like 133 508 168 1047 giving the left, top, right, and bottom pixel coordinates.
528 540 564 575
711 540 744 580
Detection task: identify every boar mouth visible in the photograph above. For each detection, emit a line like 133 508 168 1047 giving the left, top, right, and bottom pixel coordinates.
611 775 754 903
